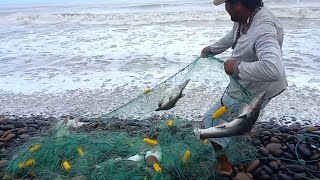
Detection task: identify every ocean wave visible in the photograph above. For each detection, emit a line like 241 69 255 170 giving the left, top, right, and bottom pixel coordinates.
0 6 319 25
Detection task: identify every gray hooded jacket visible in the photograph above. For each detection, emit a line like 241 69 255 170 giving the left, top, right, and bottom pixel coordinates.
208 6 288 100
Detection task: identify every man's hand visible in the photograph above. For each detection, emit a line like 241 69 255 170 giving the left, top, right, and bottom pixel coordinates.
201 47 210 58
224 58 237 75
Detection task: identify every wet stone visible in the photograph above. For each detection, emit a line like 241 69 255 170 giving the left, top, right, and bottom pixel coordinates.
252 167 263 177
286 135 295 141
271 174 279 180
259 147 269 156
292 126 300 132
233 172 250 180
310 153 320 160
19 134 31 139
259 174 271 180
283 152 294 159
13 121 26 128
269 161 279 171
270 137 281 143
266 143 282 153
16 128 28 135
253 139 261 146
277 133 290 139
262 165 273 174
288 144 295 154
298 144 312 157
273 149 283 157
28 124 39 129
293 173 307 180
246 159 260 173
2 125 14 131
306 164 318 171
278 173 293 180
261 131 272 136
0 142 4 149
28 127 38 132
261 136 270 143
306 126 319 133
281 145 288 151
285 164 305 173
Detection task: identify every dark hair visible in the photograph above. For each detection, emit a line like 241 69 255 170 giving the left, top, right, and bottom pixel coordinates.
228 0 263 11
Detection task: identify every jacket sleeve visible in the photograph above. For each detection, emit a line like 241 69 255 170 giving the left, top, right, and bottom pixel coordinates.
208 23 236 55
233 23 284 82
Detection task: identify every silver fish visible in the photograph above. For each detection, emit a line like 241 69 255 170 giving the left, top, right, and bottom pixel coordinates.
155 79 191 111
193 91 266 140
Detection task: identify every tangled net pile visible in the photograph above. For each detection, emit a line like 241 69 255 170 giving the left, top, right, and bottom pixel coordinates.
6 117 258 179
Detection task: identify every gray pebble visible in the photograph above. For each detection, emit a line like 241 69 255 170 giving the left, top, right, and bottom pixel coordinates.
262 165 273 174
274 149 283 157
28 127 38 132
19 134 31 139
269 161 279 171
310 153 320 160
262 131 272 136
298 144 312 157
293 173 307 180
266 143 282 153
270 137 281 143
259 174 271 180
284 164 305 173
306 164 318 171
259 147 270 156
2 124 14 131
278 173 293 180
271 174 279 180
28 124 39 129
13 121 26 128
283 152 294 159
253 139 261 146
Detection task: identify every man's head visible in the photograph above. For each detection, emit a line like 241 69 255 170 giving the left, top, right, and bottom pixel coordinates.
213 0 263 22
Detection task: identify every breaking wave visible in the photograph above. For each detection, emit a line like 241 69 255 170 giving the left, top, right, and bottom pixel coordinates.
1 6 319 25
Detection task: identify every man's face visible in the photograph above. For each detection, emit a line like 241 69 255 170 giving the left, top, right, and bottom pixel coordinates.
225 0 242 22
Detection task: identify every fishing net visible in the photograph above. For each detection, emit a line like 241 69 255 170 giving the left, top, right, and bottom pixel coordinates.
102 56 252 121
4 56 259 179
6 117 224 179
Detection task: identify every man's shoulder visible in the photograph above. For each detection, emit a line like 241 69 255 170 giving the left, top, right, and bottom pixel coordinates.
253 6 283 30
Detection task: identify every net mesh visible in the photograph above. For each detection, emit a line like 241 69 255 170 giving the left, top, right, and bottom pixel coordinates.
5 56 260 179
102 56 251 120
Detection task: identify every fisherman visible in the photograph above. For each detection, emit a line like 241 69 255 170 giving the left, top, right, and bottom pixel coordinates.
200 0 288 175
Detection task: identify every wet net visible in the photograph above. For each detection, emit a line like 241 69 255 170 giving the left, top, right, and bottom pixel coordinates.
101 56 252 121
5 56 259 179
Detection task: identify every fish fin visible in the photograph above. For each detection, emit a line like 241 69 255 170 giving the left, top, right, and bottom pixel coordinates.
238 103 250 117
178 79 191 91
193 126 201 140
168 96 173 100
158 96 165 107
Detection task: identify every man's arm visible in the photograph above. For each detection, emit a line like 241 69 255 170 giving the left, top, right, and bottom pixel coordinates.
233 23 284 82
207 23 236 55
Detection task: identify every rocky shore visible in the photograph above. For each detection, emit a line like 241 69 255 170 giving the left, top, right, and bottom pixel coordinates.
0 115 319 180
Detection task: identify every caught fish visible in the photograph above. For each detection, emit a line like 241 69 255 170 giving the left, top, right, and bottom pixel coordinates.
155 79 191 111
193 91 266 140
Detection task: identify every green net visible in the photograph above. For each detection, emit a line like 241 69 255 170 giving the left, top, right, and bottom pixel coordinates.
101 57 228 121
6 118 220 179
5 56 259 179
